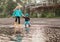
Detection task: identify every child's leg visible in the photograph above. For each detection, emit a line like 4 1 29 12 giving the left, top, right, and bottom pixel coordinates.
28 24 31 27
25 24 27 28
28 21 31 27
25 21 31 27
17 17 20 24
25 21 27 28
15 17 17 22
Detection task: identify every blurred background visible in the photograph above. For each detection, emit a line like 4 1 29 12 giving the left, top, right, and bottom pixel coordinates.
0 0 60 18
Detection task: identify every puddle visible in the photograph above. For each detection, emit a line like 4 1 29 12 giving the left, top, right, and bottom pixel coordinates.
0 25 60 42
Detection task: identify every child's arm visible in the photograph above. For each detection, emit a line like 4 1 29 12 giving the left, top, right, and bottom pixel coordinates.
22 16 25 18
12 10 16 17
22 14 24 17
20 10 26 18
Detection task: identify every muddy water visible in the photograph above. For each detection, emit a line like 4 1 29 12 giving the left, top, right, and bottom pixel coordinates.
0 25 60 42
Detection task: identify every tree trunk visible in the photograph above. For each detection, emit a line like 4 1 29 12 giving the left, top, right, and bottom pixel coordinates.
2 0 9 15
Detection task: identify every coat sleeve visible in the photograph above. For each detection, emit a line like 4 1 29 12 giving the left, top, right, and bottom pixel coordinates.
12 10 16 17
20 10 24 17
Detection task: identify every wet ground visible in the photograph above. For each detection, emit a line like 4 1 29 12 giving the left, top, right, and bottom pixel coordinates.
0 18 60 42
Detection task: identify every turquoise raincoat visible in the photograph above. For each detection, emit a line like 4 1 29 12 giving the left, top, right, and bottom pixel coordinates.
12 9 23 17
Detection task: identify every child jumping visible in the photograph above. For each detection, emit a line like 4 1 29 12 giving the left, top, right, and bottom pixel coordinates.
12 6 23 25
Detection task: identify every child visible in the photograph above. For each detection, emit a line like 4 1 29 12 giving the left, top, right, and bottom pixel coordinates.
23 13 31 28
12 6 23 25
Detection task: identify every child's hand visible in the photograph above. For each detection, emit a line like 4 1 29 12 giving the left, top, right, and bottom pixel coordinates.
22 14 25 18
22 14 24 17
22 16 25 18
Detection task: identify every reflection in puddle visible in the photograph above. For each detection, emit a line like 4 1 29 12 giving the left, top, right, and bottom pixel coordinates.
25 27 30 34
16 34 23 42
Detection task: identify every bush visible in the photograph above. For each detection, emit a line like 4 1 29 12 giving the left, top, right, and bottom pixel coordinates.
46 13 55 18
